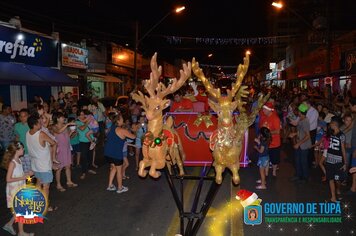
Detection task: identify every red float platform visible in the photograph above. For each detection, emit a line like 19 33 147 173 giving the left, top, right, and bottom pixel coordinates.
166 112 249 167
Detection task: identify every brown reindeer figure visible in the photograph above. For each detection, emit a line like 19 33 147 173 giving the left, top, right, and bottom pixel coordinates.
192 53 269 184
131 53 191 178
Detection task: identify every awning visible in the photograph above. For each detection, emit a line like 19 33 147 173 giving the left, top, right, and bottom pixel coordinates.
0 62 44 85
87 73 122 83
27 65 78 86
0 62 78 86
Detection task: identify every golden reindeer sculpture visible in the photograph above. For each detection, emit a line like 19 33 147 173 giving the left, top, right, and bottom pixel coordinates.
192 53 269 184
132 53 191 178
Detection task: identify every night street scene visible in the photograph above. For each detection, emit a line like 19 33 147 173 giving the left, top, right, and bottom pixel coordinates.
0 0 356 235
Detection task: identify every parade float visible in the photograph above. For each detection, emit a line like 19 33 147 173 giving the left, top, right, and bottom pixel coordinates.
131 52 268 236
191 53 269 184
132 53 190 178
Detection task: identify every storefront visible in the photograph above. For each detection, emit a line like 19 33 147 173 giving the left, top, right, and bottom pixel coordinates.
60 43 88 98
345 49 356 97
0 24 77 110
87 43 125 97
108 44 142 95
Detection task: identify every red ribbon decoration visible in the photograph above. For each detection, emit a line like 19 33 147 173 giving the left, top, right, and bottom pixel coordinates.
15 216 44 224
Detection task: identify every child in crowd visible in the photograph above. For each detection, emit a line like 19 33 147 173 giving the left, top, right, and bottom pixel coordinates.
313 112 327 167
122 140 129 179
324 117 347 202
68 117 81 168
134 116 147 171
82 110 98 151
86 109 99 168
254 127 271 190
124 119 135 157
2 142 34 236
317 126 331 182
40 114 60 166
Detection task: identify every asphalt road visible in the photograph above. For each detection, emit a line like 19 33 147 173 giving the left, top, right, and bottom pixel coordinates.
0 128 355 236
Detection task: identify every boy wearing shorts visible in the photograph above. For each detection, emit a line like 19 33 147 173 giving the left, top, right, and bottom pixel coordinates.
325 116 347 202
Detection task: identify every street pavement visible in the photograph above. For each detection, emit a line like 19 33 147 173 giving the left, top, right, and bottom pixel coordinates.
0 127 355 236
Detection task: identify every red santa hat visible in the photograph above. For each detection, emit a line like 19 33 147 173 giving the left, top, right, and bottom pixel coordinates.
236 189 259 208
263 102 274 111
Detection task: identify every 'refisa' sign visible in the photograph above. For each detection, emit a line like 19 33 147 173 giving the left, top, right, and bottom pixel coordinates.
0 25 58 67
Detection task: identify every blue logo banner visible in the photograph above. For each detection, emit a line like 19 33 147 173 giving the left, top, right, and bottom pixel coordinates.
0 25 58 67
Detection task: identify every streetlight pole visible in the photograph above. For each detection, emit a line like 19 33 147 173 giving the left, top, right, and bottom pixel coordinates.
272 2 314 31
133 6 185 87
272 1 332 101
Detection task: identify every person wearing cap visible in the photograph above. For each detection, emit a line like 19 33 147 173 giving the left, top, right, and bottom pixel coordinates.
289 103 312 183
259 101 281 177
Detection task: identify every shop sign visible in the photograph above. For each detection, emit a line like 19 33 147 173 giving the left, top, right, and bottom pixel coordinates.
345 49 356 75
61 44 88 69
0 25 58 67
111 45 142 69
266 71 277 80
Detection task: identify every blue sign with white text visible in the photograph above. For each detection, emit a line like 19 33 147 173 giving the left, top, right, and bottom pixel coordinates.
0 25 58 67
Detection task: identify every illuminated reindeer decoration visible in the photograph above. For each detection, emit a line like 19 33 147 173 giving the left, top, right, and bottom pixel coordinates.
192 53 269 184
132 53 191 178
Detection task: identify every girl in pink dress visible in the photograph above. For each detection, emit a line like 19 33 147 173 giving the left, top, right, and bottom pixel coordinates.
52 112 78 192
2 142 33 236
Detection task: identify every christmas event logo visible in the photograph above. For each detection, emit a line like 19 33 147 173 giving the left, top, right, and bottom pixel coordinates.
12 184 48 224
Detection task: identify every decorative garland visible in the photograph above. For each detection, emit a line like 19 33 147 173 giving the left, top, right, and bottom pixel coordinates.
164 35 297 46
174 121 210 142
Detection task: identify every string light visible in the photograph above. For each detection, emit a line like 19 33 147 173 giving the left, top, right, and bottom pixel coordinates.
154 137 162 145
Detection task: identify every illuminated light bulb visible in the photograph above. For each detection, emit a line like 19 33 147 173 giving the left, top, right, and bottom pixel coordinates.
154 137 162 145
17 34 24 40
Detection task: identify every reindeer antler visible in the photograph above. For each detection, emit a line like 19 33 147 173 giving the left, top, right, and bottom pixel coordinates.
192 58 221 100
131 91 147 108
234 85 249 112
229 53 250 98
246 92 270 126
143 53 162 98
142 53 191 99
156 61 192 99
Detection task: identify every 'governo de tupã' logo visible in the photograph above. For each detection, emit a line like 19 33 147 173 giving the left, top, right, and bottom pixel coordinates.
12 184 48 224
236 189 263 226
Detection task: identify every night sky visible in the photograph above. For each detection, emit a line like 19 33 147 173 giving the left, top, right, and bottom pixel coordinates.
0 0 354 70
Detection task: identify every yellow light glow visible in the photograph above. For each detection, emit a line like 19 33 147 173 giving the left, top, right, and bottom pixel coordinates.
175 6 186 13
272 2 283 9
208 53 213 58
206 200 243 236
117 54 127 60
246 50 251 55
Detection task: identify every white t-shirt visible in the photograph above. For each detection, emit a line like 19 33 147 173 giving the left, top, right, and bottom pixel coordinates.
26 130 52 172
306 106 319 130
